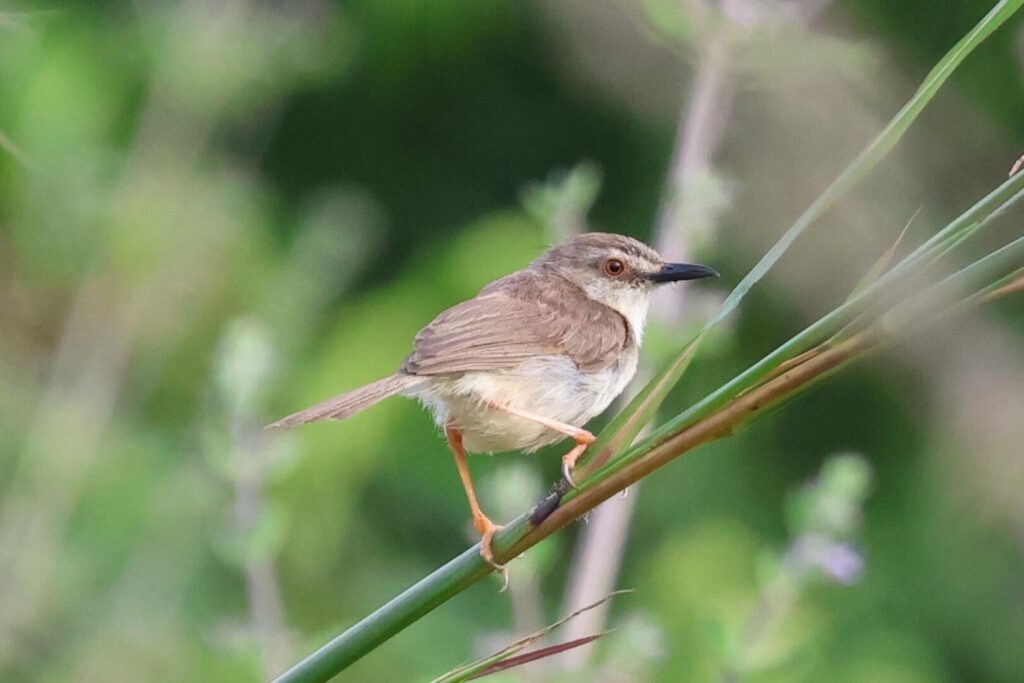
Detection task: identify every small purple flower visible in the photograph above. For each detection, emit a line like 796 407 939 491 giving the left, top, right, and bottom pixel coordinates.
790 534 865 586
818 542 864 585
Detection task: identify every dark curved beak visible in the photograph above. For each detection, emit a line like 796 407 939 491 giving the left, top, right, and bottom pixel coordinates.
645 262 719 283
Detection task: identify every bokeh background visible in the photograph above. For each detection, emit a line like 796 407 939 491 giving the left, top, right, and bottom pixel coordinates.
1 1 1023 681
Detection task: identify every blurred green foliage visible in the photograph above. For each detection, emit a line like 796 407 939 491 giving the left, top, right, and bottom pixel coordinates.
1 2 1022 682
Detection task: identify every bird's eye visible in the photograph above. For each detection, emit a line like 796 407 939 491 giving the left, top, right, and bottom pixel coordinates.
603 258 625 277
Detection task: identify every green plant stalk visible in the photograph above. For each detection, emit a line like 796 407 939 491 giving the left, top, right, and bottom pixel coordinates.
272 4 1024 680
573 0 1024 478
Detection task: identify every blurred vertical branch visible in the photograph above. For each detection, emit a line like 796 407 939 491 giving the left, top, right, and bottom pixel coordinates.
557 1 736 671
233 454 293 678
216 320 294 678
558 1 839 674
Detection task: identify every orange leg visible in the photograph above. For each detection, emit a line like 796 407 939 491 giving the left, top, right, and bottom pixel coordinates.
445 423 509 588
485 401 595 488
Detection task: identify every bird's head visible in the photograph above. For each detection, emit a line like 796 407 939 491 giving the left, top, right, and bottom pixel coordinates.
533 232 718 340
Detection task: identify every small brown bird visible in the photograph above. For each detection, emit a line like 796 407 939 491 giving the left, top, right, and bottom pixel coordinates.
270 233 716 571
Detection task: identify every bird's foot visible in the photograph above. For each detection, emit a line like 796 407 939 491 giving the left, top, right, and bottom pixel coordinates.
561 430 596 489
475 514 510 591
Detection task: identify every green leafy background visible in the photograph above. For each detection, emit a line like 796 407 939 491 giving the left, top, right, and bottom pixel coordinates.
0 1 1022 681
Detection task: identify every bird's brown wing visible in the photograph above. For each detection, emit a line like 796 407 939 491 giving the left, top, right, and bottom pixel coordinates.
401 288 629 376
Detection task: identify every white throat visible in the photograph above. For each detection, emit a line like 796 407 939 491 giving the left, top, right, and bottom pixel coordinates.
581 282 652 346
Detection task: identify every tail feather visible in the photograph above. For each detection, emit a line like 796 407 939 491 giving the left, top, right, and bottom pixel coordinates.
267 373 423 428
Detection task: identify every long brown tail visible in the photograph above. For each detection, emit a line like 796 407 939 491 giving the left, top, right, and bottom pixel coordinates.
267 373 424 428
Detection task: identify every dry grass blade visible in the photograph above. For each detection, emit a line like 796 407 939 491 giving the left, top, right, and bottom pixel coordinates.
466 634 607 680
431 590 630 683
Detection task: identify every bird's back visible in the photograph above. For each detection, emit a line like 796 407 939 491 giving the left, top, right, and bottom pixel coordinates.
401 267 640 453
402 267 633 377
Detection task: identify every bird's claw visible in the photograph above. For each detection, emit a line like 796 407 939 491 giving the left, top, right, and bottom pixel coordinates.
478 521 511 591
561 459 578 490
496 565 510 592
560 437 591 490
